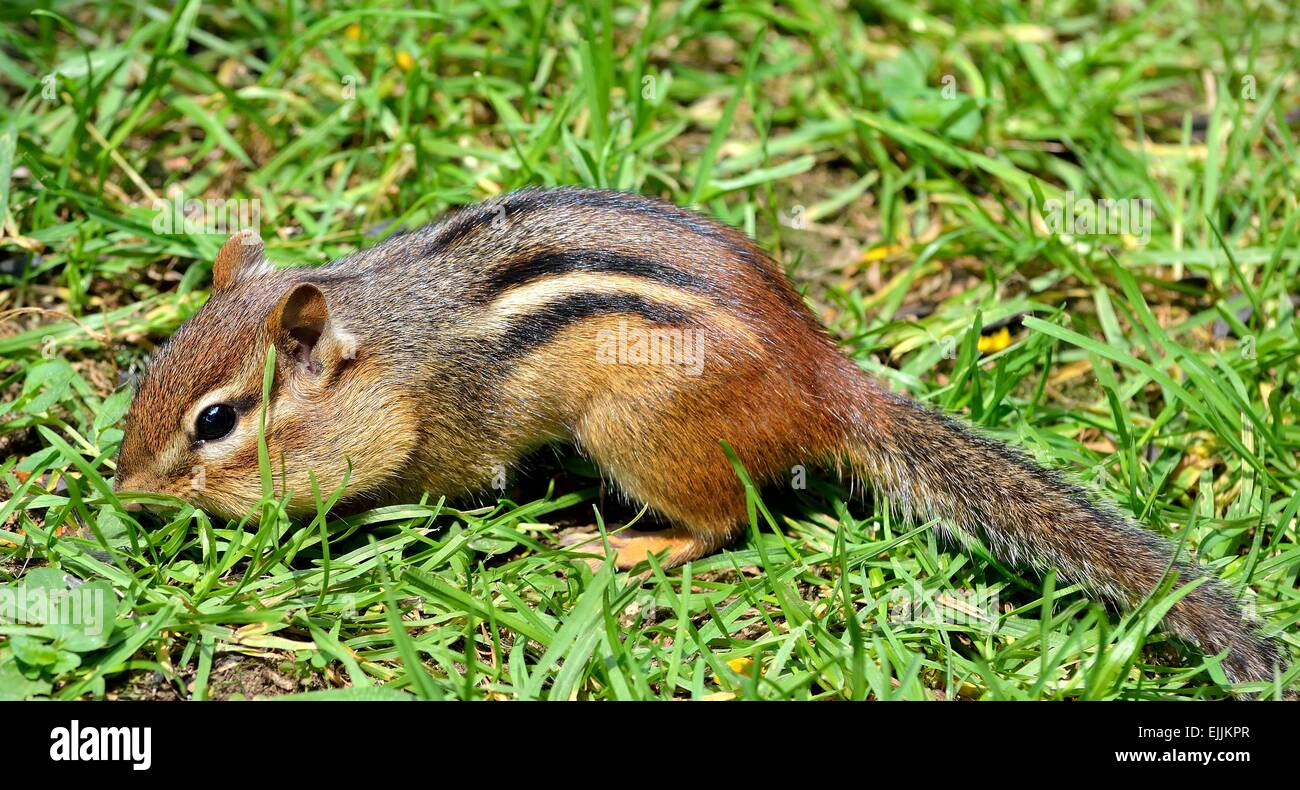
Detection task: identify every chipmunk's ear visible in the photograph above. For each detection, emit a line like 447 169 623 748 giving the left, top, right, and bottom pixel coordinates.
213 229 266 291
269 283 357 378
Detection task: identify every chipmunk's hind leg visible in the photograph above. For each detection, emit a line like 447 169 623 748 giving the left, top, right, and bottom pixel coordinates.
565 405 750 569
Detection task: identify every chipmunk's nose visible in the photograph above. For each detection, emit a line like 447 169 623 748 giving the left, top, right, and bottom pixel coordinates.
113 476 152 514
113 473 145 497
112 472 143 511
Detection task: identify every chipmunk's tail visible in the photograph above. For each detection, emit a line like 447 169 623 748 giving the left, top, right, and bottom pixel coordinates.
843 383 1288 691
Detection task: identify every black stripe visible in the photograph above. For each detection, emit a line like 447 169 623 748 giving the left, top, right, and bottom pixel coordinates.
426 187 759 272
508 188 744 251
486 250 708 298
420 191 552 257
499 188 796 296
408 187 804 317
410 187 785 293
493 292 692 360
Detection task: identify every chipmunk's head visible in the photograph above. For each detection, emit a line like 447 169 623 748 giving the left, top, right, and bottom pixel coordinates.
114 230 415 519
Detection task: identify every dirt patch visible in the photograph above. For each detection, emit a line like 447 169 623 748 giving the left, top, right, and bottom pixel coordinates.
110 669 185 701
108 654 330 700
205 655 327 700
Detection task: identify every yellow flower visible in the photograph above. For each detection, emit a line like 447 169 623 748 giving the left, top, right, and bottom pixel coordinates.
345 24 362 41
395 51 415 71
712 657 754 685
977 326 1012 353
858 243 906 263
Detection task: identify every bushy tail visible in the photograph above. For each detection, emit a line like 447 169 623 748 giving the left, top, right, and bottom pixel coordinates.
847 387 1288 691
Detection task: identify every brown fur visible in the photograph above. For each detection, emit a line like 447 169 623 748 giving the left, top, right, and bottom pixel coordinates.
115 187 1290 692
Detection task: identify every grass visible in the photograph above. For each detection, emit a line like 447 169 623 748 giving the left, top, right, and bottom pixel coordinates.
1 0 1298 700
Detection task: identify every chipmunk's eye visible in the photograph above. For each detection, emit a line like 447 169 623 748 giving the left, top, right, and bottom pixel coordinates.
195 403 237 441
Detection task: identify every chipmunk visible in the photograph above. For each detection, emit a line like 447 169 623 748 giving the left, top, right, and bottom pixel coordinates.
114 187 1289 690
